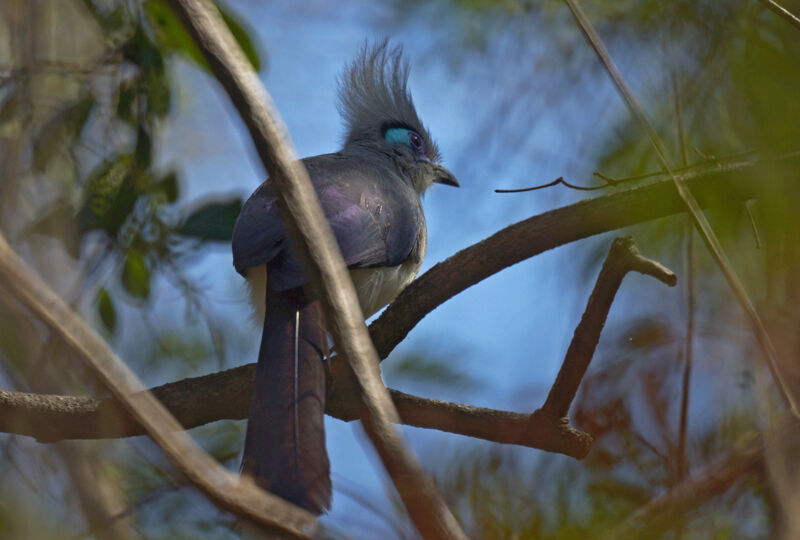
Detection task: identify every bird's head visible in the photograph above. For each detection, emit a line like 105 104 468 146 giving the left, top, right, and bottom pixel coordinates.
338 41 459 193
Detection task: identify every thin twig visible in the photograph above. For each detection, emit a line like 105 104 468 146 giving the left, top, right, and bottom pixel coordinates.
675 67 694 486
160 2 467 536
497 149 761 194
592 149 758 185
563 0 800 418
760 0 800 30
495 176 608 193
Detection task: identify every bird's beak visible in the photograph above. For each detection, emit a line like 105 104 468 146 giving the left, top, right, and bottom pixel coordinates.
432 164 459 187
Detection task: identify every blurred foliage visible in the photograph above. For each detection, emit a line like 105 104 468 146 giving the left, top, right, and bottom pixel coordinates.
2 0 261 329
0 0 260 538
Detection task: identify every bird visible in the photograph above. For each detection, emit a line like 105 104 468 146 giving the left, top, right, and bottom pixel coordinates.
231 41 459 515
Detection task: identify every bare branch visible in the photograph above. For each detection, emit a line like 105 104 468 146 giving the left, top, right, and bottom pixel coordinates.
542 237 676 419
122 1 468 536
369 150 798 362
0 235 318 538
0 373 592 459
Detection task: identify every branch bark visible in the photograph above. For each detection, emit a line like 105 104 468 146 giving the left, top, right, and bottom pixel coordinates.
0 380 593 457
368 151 795 361
541 237 676 419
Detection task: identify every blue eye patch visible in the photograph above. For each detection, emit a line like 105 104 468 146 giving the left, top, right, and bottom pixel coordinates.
385 127 411 146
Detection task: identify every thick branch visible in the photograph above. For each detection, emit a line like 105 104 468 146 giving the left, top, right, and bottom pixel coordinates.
169 1 464 537
0 370 591 459
369 151 795 361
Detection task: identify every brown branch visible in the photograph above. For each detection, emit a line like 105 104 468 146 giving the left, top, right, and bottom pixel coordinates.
0 236 318 538
542 237 676 419
0 370 591 459
368 151 797 363
563 0 800 418
171 0 465 538
169 1 465 537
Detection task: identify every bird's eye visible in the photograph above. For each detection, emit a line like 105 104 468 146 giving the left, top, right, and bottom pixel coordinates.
408 131 424 151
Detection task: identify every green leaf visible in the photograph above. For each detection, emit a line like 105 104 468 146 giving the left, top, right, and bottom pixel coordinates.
152 171 179 203
79 153 135 235
144 0 208 69
97 287 117 334
122 250 151 299
177 198 242 242
123 27 170 117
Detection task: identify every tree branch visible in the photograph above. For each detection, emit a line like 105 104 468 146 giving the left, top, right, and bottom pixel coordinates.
368 150 797 362
0 371 592 458
760 0 800 31
542 237 676 419
599 428 782 540
169 1 465 537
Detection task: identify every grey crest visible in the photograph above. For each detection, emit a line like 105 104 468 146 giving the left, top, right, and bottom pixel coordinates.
337 40 441 163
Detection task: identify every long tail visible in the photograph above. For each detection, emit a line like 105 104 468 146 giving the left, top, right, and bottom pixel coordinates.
242 287 331 514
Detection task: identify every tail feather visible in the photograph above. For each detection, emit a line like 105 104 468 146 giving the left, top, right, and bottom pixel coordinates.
242 287 331 514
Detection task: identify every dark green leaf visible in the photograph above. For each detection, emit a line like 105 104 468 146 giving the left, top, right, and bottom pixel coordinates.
177 198 242 242
135 124 153 168
144 0 209 70
116 82 137 125
79 154 136 235
153 171 179 203
97 287 117 334
123 27 171 117
122 250 151 299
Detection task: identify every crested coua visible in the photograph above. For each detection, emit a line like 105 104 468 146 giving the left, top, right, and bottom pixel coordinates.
231 42 458 514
